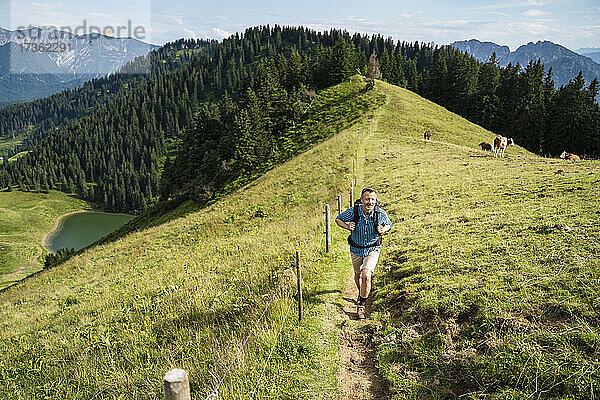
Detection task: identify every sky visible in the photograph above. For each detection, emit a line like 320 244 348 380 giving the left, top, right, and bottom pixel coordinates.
1 0 599 51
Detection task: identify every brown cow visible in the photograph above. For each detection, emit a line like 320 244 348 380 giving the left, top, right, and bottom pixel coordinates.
493 136 514 157
560 151 580 161
479 142 493 151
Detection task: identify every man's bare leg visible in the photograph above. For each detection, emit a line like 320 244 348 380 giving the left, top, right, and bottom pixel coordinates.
359 269 372 298
356 269 372 319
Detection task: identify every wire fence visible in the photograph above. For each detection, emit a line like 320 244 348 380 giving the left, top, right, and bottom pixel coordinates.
200 225 326 400
165 123 370 400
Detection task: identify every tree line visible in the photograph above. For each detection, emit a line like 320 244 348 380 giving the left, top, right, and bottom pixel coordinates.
386 48 600 157
0 38 216 159
0 25 597 214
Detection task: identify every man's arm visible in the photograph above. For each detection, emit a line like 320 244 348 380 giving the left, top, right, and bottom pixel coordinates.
336 218 355 231
376 224 391 234
377 209 392 234
336 207 355 231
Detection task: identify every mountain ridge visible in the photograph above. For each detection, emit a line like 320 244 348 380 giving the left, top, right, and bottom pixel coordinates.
0 26 158 105
452 38 600 88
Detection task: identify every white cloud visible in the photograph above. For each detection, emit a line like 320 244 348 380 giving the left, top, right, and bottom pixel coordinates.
480 11 507 16
25 2 67 7
183 28 197 38
212 27 231 38
468 1 546 11
523 9 549 17
421 19 490 31
88 12 112 18
523 22 552 34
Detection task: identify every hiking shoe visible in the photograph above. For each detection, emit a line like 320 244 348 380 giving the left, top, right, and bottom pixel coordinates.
357 306 366 319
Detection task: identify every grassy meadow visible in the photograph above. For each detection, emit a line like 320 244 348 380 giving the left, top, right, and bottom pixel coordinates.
0 76 384 399
0 76 598 399
364 81 600 398
0 190 88 290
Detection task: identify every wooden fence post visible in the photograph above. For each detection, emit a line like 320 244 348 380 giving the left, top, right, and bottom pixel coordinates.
164 369 191 400
296 251 303 322
349 187 354 207
325 204 331 253
337 195 342 215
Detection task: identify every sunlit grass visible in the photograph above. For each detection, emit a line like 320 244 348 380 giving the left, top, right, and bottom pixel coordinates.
2 76 596 399
367 81 600 399
0 76 382 399
0 190 88 289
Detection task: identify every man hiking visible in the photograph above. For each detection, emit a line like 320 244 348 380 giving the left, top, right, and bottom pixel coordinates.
335 188 392 319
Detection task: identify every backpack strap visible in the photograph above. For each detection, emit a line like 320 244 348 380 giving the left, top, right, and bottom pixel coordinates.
374 202 382 246
373 200 380 231
352 199 361 226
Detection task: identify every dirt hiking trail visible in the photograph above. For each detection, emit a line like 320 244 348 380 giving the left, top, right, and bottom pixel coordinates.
337 271 390 400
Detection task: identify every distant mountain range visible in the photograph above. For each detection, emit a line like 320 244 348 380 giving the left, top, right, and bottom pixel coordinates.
0 27 158 106
452 39 600 89
575 47 600 64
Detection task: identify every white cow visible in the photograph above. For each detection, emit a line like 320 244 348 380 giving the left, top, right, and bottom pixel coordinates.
493 136 514 157
560 151 580 161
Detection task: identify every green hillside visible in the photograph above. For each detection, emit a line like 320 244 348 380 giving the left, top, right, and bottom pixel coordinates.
1 77 599 399
368 82 600 398
0 76 382 399
0 190 88 290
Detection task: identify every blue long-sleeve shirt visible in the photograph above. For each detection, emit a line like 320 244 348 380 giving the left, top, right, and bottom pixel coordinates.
336 205 392 257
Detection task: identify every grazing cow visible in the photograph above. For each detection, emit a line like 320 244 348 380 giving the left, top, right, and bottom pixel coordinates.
493 135 514 157
479 142 493 152
424 130 432 140
560 151 580 161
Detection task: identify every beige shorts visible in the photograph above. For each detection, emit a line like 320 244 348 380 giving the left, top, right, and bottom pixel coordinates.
350 249 381 274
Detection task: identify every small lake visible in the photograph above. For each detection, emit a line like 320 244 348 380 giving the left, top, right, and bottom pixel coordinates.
45 211 135 253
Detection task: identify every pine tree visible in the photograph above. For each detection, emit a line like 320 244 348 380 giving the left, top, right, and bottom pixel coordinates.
366 51 380 89
424 49 449 106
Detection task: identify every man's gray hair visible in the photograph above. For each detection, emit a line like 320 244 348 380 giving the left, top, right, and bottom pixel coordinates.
361 187 377 197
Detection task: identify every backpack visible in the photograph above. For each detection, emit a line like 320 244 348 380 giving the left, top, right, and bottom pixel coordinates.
347 198 383 248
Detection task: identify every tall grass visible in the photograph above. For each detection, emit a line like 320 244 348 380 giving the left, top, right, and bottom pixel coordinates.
0 76 383 399
366 81 600 398
3 76 596 399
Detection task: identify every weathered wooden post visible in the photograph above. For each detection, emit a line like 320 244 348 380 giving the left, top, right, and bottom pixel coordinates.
337 194 342 215
296 251 303 322
164 369 191 400
325 204 331 253
349 187 354 207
